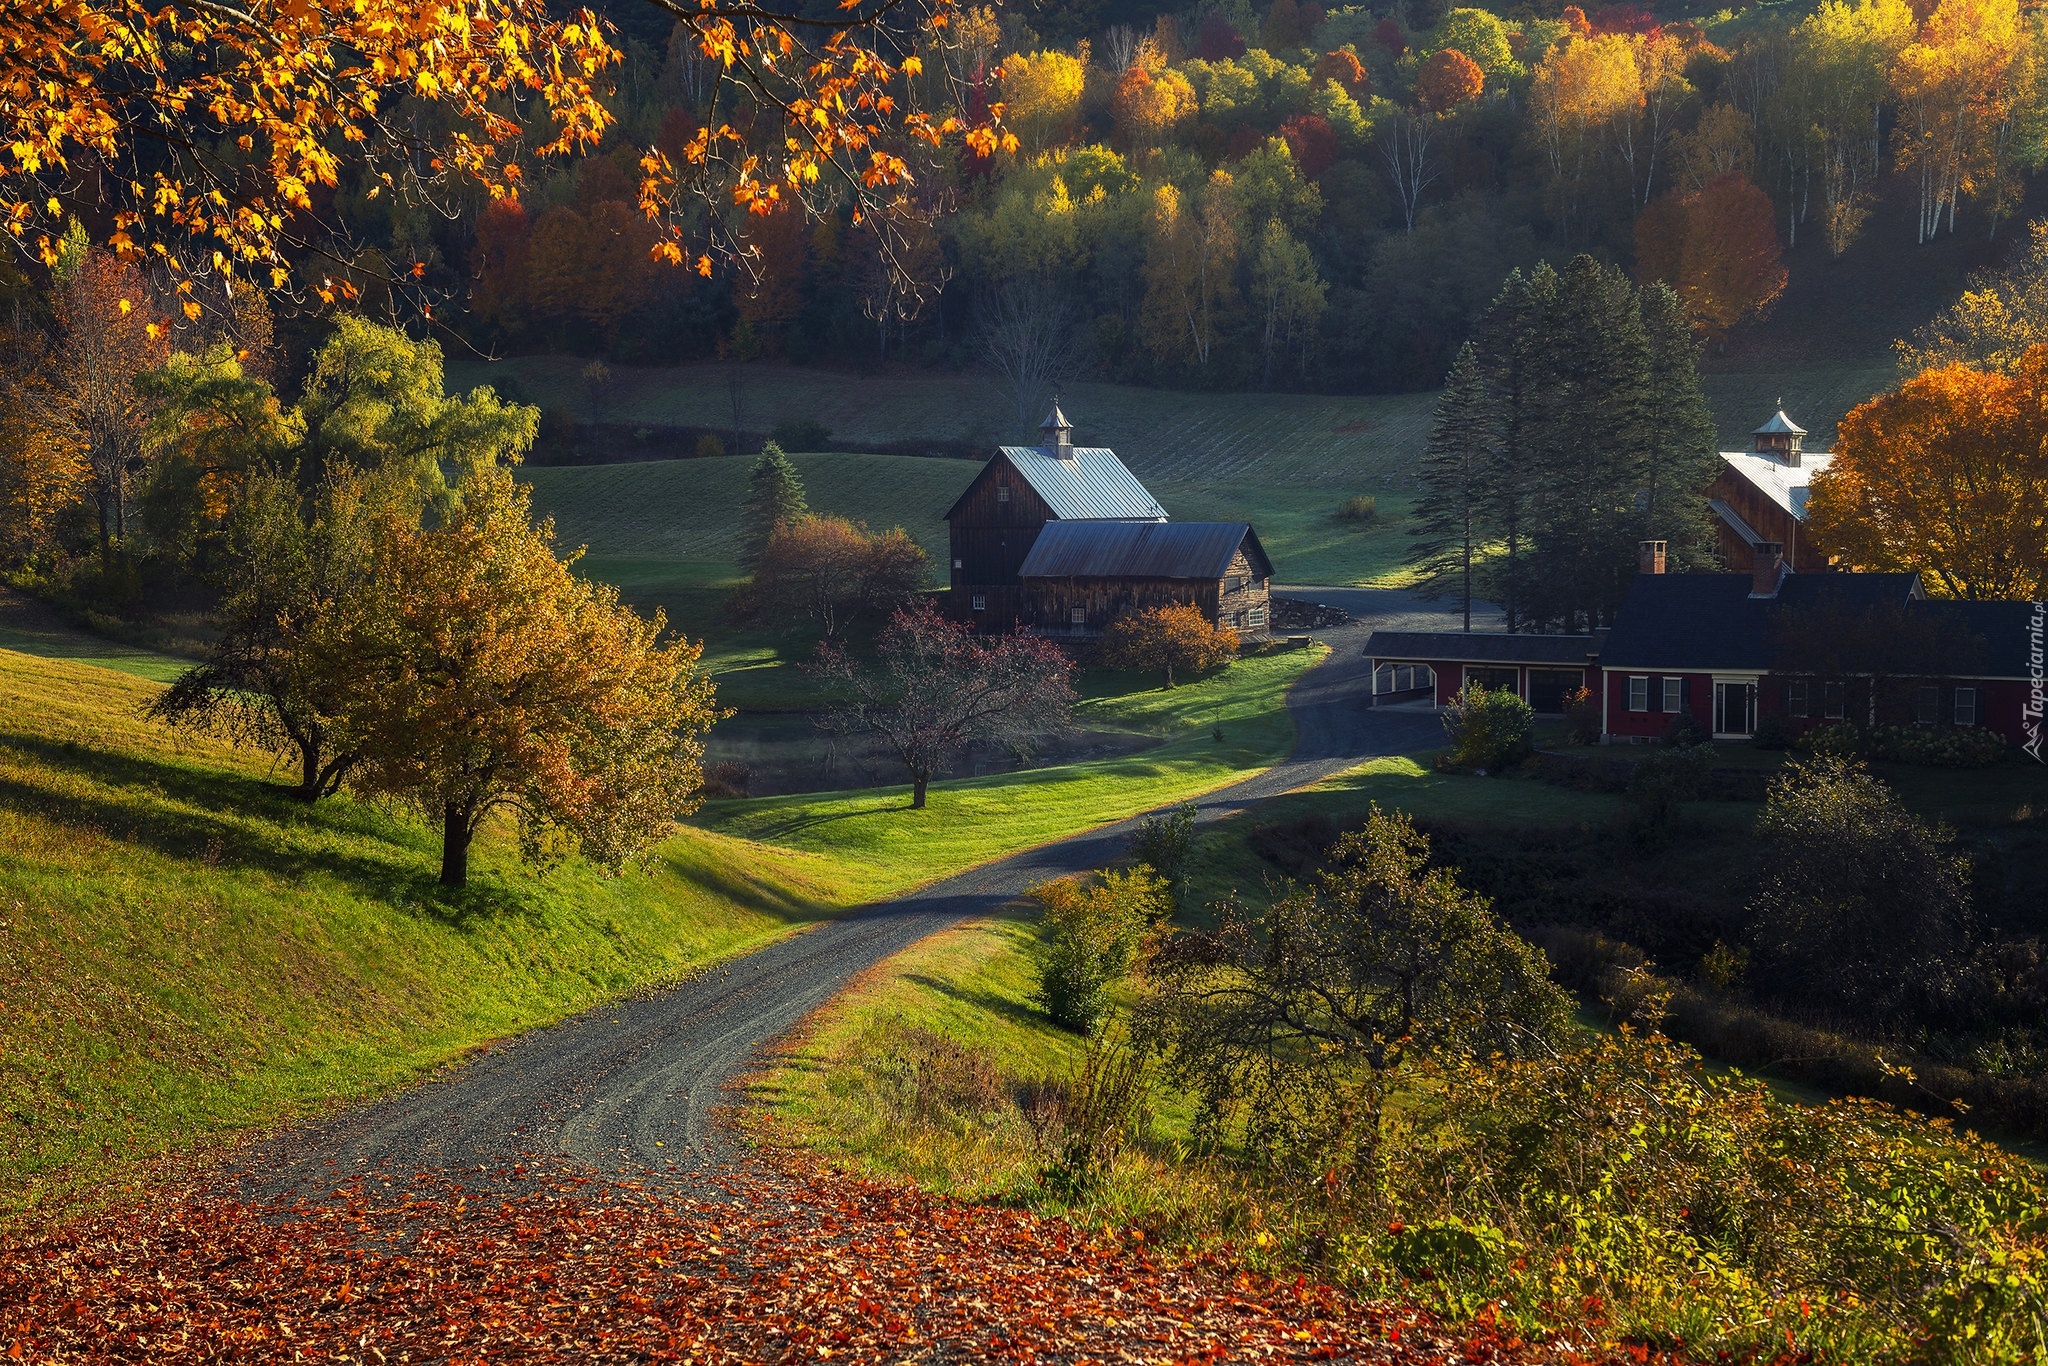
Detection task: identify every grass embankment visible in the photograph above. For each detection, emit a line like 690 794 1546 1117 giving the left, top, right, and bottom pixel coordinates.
697 647 1321 898
0 647 865 1220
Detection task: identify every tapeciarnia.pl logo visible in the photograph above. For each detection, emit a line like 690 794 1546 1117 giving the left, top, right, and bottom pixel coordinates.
2027 601 2046 762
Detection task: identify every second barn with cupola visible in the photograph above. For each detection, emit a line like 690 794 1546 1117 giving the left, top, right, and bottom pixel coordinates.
943 405 1273 637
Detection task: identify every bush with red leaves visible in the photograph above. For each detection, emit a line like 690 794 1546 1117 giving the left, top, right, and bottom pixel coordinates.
1280 114 1339 178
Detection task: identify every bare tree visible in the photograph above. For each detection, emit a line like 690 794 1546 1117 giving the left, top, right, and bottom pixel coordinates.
724 363 746 454
815 599 1076 808
1378 108 1441 234
852 200 955 361
978 275 1083 431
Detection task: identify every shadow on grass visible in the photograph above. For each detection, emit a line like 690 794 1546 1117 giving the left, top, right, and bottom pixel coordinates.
901 972 1050 1034
0 730 547 927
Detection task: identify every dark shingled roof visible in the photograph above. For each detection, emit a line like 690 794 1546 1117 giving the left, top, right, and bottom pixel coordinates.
1599 572 1920 670
1018 521 1272 581
1365 630 1602 666
1910 599 2043 679
943 445 1168 523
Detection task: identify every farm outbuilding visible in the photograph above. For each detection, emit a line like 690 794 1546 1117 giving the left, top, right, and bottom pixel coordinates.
944 404 1272 638
1016 520 1273 636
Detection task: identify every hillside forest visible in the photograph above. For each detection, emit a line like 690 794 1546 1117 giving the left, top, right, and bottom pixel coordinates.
170 0 2048 397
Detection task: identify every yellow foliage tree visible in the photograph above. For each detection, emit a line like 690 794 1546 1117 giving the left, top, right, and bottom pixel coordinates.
1111 66 1198 150
1810 349 2048 599
1529 34 1644 228
1889 0 2028 243
0 339 85 565
3 0 1008 299
1001 50 1087 152
346 467 722 887
1140 173 1239 368
1100 601 1238 687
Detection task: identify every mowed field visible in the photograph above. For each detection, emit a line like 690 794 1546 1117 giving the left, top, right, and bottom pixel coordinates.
482 355 1900 598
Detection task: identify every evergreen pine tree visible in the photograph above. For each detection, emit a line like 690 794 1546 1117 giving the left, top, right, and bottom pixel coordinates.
1636 281 1723 571
1409 342 1498 631
1468 265 1555 632
739 441 808 569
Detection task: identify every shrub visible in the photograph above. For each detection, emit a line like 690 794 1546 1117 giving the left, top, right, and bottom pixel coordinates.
1129 802 1197 915
1029 868 1163 1034
1100 602 1237 688
1662 707 1710 748
1624 744 1713 836
1799 717 1862 757
1438 682 1533 772
1748 756 1974 1020
1023 1022 1149 1200
1751 713 1790 750
1335 494 1377 522
770 417 833 450
694 432 726 459
1795 719 2008 767
1561 684 1602 745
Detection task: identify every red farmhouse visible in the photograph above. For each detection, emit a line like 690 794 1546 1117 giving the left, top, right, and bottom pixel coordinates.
1366 541 2043 749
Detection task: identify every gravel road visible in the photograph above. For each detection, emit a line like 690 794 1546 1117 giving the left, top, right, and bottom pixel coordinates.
245 589 1466 1193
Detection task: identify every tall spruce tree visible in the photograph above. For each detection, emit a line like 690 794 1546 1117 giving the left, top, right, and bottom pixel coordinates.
739 441 808 569
1636 281 1724 571
1413 256 1720 634
1410 342 1498 631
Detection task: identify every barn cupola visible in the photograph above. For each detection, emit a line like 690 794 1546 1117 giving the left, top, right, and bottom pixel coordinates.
1040 401 1075 460
1753 403 1807 468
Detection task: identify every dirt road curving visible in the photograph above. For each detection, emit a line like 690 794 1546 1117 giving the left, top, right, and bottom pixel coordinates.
248 590 1459 1191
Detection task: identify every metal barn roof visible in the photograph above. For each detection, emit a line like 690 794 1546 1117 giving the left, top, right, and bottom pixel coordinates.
982 445 1169 522
1754 409 1808 437
1018 520 1271 581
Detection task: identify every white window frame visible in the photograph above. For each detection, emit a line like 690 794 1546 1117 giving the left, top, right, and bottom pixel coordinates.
1660 677 1682 714
1914 685 1941 725
1823 681 1847 720
1069 607 1086 625
1627 676 1649 712
1955 687 1978 726
971 594 986 612
1787 679 1809 718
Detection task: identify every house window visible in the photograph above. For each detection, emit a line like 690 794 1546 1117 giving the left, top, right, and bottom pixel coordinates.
1823 682 1846 719
1956 687 1978 726
971 595 986 612
1660 677 1682 713
1914 685 1941 724
1628 676 1649 712
1787 680 1810 718
1069 607 1086 625
995 483 1010 503
1465 666 1519 694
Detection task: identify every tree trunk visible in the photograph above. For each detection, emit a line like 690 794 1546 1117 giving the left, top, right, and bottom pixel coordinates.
296 743 323 803
911 777 928 809
440 803 474 887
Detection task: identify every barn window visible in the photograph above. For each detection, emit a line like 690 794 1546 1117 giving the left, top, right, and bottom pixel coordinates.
1955 687 1978 725
972 595 986 612
995 484 1010 503
1249 606 1267 627
1069 607 1086 625
1660 677 1682 713
1628 676 1649 711
953 558 963 569
1787 680 1809 717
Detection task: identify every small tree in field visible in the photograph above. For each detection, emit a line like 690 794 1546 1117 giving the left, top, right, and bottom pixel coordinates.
738 440 808 569
744 514 927 640
347 467 722 887
816 600 1076 808
1439 681 1533 771
1100 601 1237 687
149 468 393 802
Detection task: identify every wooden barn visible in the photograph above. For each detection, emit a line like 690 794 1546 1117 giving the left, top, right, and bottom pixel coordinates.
1016 520 1274 636
1708 407 1835 573
944 404 1273 637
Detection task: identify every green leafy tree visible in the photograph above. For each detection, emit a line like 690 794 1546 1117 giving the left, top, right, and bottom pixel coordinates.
1030 868 1164 1033
1129 802 1198 913
739 440 809 569
1142 807 1573 1178
148 467 395 802
1748 757 1976 1019
1248 218 1328 389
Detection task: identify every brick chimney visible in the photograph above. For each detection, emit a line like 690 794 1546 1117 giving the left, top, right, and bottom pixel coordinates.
1749 541 1786 598
1638 540 1666 575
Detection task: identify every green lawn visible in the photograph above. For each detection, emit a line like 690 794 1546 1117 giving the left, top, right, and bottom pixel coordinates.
0 614 193 684
697 647 1320 898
